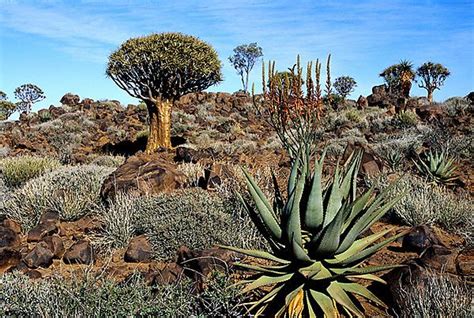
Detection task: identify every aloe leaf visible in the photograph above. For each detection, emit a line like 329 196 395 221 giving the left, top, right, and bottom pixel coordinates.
291 237 312 262
309 290 337 318
305 290 317 318
331 264 404 276
313 207 344 256
340 230 408 266
339 282 386 307
323 165 343 227
286 171 306 244
271 169 285 214
339 151 361 200
247 284 284 313
218 245 290 264
235 263 290 275
327 282 364 317
330 227 395 261
288 153 301 197
242 169 283 241
304 151 326 230
347 274 387 284
242 273 293 293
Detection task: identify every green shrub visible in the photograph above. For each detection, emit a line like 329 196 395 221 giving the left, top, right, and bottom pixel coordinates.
2 165 113 230
345 108 362 123
134 188 261 260
394 272 471 318
0 271 246 317
389 175 473 237
395 110 418 127
0 156 61 188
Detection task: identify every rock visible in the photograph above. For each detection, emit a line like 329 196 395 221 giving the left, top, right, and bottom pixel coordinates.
457 248 474 276
100 154 186 200
198 163 233 190
25 269 42 279
42 235 65 258
144 263 183 285
177 246 239 279
174 146 200 163
356 95 368 109
3 219 21 234
0 225 20 248
420 245 458 274
48 105 67 119
60 93 80 106
343 143 383 177
23 242 54 268
124 235 153 263
27 222 58 242
402 225 441 254
63 240 94 264
27 211 59 242
0 247 22 273
416 104 445 122
465 92 474 105
372 84 388 96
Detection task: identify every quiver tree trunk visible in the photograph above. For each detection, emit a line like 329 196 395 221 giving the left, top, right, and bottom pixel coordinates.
145 99 173 153
427 90 433 103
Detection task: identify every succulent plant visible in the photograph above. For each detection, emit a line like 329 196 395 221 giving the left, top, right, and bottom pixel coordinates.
413 150 459 186
223 150 407 317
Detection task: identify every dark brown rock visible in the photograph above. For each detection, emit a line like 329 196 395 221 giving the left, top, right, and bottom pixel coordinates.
100 154 186 200
145 263 183 285
356 95 368 109
402 225 441 254
177 246 239 279
3 219 22 234
124 235 153 263
27 222 58 242
0 225 20 248
63 240 94 264
0 247 22 273
457 248 474 276
43 235 65 258
198 163 233 190
60 93 80 106
416 104 446 122
420 245 458 274
23 243 54 268
175 146 200 163
48 105 67 119
25 269 43 279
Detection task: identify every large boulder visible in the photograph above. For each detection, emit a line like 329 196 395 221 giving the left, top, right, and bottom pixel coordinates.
60 93 80 106
356 95 368 109
124 235 153 263
63 239 94 264
100 153 186 200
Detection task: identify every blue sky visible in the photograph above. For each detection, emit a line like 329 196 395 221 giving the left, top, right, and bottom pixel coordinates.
0 0 473 114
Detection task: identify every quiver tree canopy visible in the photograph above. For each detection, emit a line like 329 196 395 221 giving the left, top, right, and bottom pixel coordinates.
106 32 222 152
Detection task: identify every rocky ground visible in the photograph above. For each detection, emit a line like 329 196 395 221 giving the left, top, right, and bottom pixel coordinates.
0 89 473 316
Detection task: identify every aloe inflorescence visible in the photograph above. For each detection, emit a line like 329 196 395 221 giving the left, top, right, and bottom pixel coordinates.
223 150 407 317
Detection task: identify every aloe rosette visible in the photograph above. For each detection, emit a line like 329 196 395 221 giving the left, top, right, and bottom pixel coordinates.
224 150 407 317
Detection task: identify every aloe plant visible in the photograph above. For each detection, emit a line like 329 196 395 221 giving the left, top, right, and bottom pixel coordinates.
224 151 407 317
413 150 459 186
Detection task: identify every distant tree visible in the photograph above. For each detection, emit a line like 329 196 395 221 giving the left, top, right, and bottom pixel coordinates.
107 32 222 152
0 100 16 120
14 84 45 114
380 60 415 97
0 90 7 101
229 43 263 93
334 76 357 101
416 62 450 102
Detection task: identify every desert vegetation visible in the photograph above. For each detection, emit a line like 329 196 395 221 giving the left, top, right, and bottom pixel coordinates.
0 30 472 318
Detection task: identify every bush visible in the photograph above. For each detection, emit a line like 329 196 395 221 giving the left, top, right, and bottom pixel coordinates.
0 271 246 317
134 188 262 260
395 110 418 127
88 154 125 167
0 156 61 188
394 272 471 318
2 165 113 230
389 175 473 236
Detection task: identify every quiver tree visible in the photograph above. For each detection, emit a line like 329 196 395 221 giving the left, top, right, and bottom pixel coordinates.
14 84 45 114
0 90 6 101
254 56 328 162
106 32 222 152
380 60 415 98
229 43 263 93
334 76 357 101
416 62 450 102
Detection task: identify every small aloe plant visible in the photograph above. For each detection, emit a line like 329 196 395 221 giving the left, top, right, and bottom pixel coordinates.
223 150 407 317
413 150 459 186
